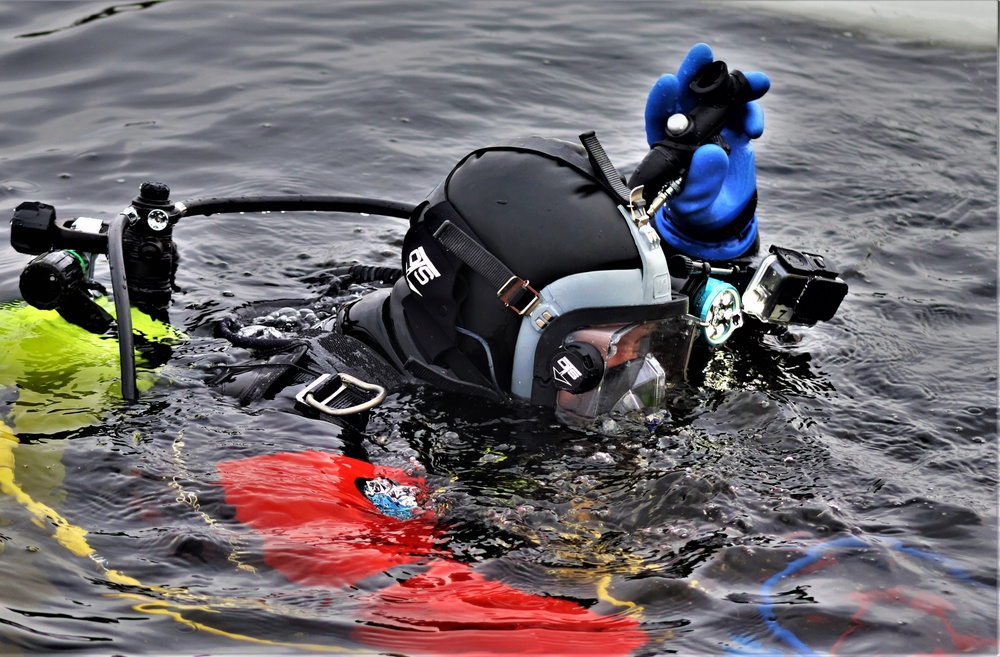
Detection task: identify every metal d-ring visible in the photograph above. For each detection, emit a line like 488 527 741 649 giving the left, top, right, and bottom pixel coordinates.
299 372 387 416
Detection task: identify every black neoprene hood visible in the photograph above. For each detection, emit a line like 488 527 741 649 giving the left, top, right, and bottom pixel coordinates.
389 137 644 395
444 138 641 289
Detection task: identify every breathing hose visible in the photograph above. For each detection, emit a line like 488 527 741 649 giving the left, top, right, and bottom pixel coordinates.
107 211 138 402
180 195 416 219
346 263 402 284
108 193 416 401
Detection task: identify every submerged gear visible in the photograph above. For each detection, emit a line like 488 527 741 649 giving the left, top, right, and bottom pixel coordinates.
217 450 648 655
0 299 178 435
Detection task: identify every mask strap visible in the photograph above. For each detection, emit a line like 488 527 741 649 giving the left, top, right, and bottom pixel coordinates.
429 209 541 316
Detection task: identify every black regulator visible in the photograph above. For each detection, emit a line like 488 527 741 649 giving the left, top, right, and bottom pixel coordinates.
120 181 181 319
8 182 416 401
11 182 178 332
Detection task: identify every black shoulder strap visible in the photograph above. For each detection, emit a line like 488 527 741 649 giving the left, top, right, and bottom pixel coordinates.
403 357 506 402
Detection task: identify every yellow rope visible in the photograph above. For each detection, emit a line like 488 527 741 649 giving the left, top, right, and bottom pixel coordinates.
168 430 258 573
596 574 644 616
0 417 367 653
123 598 359 653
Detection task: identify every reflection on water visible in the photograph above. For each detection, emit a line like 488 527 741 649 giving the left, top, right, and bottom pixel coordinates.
0 0 996 655
16 1 166 39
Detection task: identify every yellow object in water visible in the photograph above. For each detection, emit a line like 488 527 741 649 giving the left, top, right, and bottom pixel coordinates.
0 416 372 653
0 298 181 435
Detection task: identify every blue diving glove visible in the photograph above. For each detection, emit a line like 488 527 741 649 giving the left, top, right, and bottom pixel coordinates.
638 43 770 261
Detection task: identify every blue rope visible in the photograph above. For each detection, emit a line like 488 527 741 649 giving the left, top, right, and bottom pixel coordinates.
757 536 866 657
878 537 988 588
755 535 991 656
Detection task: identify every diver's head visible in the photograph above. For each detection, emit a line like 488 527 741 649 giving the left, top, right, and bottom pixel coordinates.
354 137 696 420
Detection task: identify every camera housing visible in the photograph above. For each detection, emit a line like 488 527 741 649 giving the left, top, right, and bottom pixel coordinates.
742 246 848 325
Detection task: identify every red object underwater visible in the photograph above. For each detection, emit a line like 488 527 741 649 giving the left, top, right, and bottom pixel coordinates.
218 450 647 656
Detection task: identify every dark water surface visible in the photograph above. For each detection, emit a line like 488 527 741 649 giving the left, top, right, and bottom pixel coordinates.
0 2 997 656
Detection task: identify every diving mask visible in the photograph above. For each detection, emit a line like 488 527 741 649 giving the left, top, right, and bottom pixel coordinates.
551 317 696 418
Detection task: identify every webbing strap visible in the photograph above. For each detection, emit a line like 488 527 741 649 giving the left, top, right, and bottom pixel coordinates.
579 131 630 205
433 219 511 289
432 218 540 316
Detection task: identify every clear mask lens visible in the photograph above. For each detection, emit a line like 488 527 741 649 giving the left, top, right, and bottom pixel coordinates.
555 317 694 418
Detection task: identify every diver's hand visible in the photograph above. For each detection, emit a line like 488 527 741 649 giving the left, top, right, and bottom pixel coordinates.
642 43 770 261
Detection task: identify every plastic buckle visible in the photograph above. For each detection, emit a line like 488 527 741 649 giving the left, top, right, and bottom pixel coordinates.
497 276 541 316
294 372 387 416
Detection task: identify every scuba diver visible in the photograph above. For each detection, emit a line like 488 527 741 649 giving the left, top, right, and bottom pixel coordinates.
6 43 845 427
206 42 841 422
5 43 996 657
1 43 853 655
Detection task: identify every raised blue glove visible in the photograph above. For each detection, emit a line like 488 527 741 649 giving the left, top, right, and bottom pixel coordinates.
641 43 770 261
